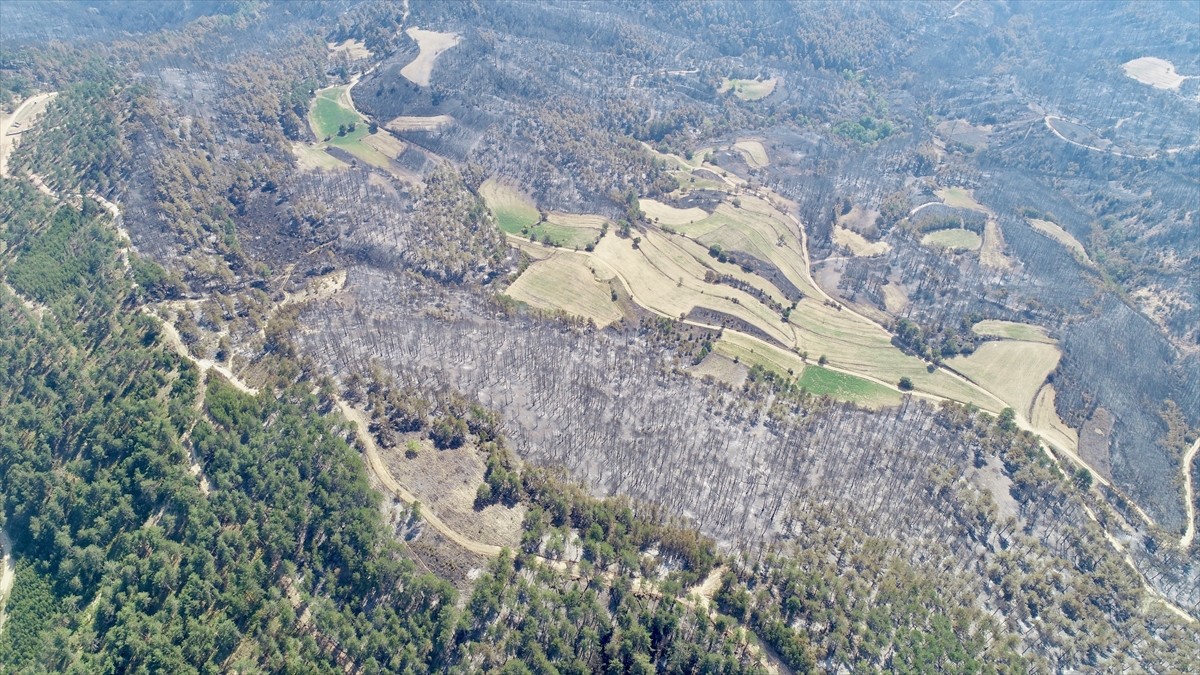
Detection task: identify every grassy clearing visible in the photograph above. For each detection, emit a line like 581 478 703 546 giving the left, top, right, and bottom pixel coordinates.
640 198 709 226
972 320 1054 344
882 282 908 314
948 340 1061 418
688 353 748 387
719 77 777 101
921 228 981 251
797 365 901 408
304 85 400 169
1028 218 1091 263
833 226 891 256
733 140 769 168
480 179 540 233
505 253 623 327
1122 57 1189 90
292 142 348 171
401 27 461 87
936 187 989 213
980 220 1013 269
328 38 371 60
529 213 606 249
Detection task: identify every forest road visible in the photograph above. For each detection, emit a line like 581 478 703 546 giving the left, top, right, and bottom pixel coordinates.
1180 436 1199 550
334 399 505 558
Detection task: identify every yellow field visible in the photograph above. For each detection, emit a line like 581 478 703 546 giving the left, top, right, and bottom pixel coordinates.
936 187 989 213
972 320 1054 344
1122 57 1189 90
733 140 769 168
505 253 623 327
385 115 454 132
882 282 908 314
948 340 1061 418
719 77 777 101
833 226 891 256
921 228 981 251
688 353 748 387
292 142 349 171
640 198 709 226
401 28 461 87
1028 219 1091 263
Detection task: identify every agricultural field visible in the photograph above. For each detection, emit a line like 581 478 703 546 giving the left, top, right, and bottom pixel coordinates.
948 340 1062 419
400 27 461 87
719 77 777 101
302 85 404 170
480 179 539 233
733 139 769 167
921 228 981 251
972 320 1055 344
1028 218 1092 263
796 364 902 409
504 253 623 327
1122 56 1190 90
639 198 708 226
1030 384 1079 455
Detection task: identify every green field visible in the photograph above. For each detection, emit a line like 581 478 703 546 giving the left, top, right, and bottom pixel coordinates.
480 180 540 233
921 228 981 251
797 365 901 408
305 86 392 168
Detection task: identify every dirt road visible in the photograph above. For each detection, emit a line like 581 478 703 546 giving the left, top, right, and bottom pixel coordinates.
1181 437 1199 550
0 92 56 177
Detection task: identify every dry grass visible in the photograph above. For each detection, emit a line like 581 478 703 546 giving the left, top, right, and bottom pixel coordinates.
1122 57 1189 90
936 187 989 213
327 38 371 60
687 352 748 388
837 205 879 236
1028 218 1091 263
719 77 778 101
948 341 1061 418
640 198 709 226
733 139 769 168
972 320 1054 344
980 220 1013 269
292 142 349 171
882 282 909 314
833 226 891 256
401 28 461 87
506 253 623 327
921 228 981 251
385 115 454 133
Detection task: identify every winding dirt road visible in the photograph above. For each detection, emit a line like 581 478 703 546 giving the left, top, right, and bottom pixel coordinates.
1180 437 1199 550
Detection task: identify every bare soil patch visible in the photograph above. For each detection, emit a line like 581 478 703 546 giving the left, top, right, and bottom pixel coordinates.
401 28 461 87
1123 57 1191 90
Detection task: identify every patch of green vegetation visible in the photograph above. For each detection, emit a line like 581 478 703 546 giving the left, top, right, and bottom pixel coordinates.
835 116 894 143
306 87 389 167
520 221 601 249
797 365 898 404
